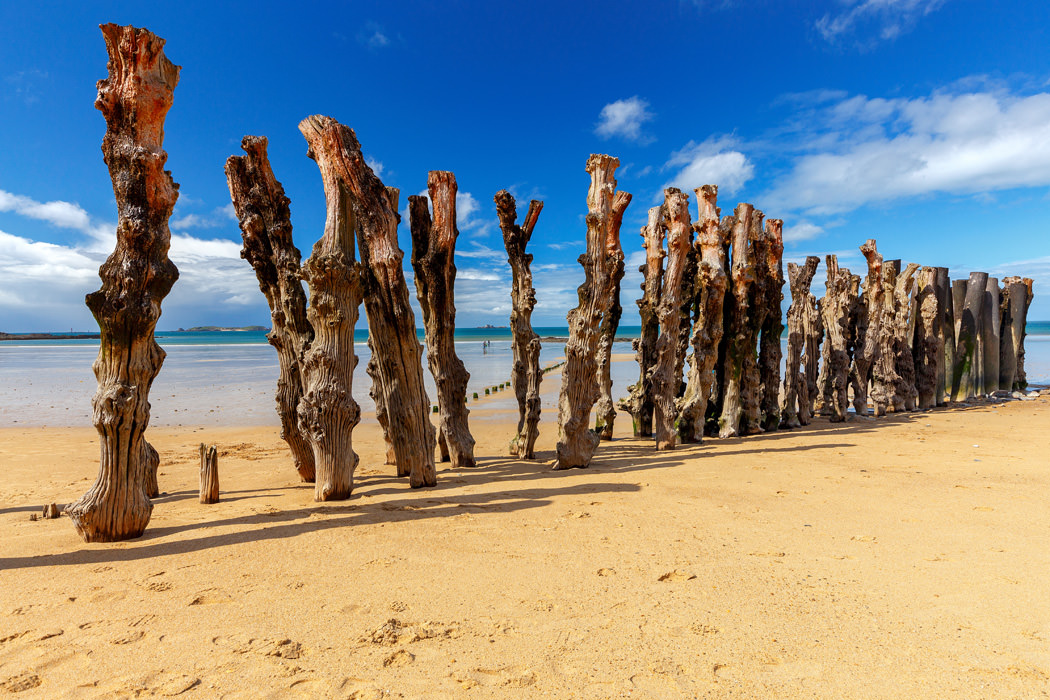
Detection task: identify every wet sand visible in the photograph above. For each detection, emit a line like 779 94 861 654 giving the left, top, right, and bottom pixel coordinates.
1 370 1049 698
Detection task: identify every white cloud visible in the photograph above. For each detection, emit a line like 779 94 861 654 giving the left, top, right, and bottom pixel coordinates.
0 190 91 230
816 0 947 46
765 88 1050 216
366 157 384 177
783 220 825 242
548 240 584 251
663 136 754 196
358 22 391 50
595 96 654 143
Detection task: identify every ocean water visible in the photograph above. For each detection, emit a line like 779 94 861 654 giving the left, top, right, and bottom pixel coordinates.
0 326 1046 428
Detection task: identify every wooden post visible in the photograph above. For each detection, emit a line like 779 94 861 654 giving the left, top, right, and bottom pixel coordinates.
622 206 664 438
934 267 953 405
1001 276 1034 391
495 190 544 459
950 272 989 401
889 263 920 412
850 240 884 417
757 218 785 431
675 246 699 402
820 255 853 421
913 267 944 410
296 117 365 501
718 204 755 438
366 346 398 467
199 444 219 504
226 136 316 484
706 214 736 434
678 185 726 443
652 188 692 450
981 277 1001 396
66 25 180 542
780 256 819 428
951 280 967 350
409 172 476 468
595 223 627 441
739 209 767 435
555 154 631 469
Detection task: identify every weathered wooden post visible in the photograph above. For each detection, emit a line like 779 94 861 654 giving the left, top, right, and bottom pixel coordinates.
888 263 920 412
934 267 953 405
820 255 853 421
913 267 944 410
850 240 884 417
496 190 544 459
651 188 692 450
199 444 219 504
226 137 316 483
678 185 726 443
780 256 820 428
409 172 476 468
739 209 767 434
951 271 989 401
366 348 398 467
757 218 785 431
595 221 627 441
66 25 180 542
621 206 664 437
718 204 755 438
981 277 1001 396
1001 276 1034 391
555 154 631 469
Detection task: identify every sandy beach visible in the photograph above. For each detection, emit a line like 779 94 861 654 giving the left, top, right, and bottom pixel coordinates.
2 363 1049 699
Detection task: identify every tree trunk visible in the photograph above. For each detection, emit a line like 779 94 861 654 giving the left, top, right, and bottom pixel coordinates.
297 117 364 501
1001 276 1034 391
595 248 626 440
678 185 726 443
66 25 180 543
757 218 785 431
555 154 631 469
780 256 819 428
366 344 398 467
819 255 853 422
981 277 1001 396
850 240 884 417
199 444 219 504
934 267 953 406
888 263 920 412
739 209 766 435
226 136 316 483
913 267 943 410
706 215 736 435
950 272 989 401
651 188 692 450
718 204 755 438
409 172 476 468
621 206 664 437
495 190 544 459
675 246 699 401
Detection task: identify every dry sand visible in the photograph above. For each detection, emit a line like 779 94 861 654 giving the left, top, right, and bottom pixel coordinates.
2 373 1049 698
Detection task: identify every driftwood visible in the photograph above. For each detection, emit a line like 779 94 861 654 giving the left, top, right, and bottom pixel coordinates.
495 190 544 459
678 185 726 443
950 272 989 401
621 206 664 437
297 117 365 500
66 25 180 542
981 277 1001 396
934 267 953 405
409 172 476 468
226 136 316 483
913 267 944 410
738 209 766 435
555 154 631 469
651 188 692 450
780 256 820 428
819 255 853 421
199 444 219 504
757 218 785 431
718 204 756 438
595 223 626 441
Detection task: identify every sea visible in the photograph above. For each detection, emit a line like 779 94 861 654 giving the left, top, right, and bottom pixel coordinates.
1 324 1047 428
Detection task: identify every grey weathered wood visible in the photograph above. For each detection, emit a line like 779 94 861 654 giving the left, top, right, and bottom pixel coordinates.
595 228 627 441
757 218 785 431
199 444 219 504
950 272 989 401
739 209 766 435
850 240 884 417
780 256 820 428
913 267 943 410
981 277 1001 396
820 255 853 422
1001 276 1034 391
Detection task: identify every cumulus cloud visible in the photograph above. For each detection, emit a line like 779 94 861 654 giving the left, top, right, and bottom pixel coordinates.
816 0 947 46
595 97 655 143
663 136 755 196
782 220 825 242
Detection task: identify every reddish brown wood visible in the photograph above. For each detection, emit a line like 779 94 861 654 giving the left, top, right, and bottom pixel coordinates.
66 25 180 542
819 255 853 422
622 206 664 437
595 232 626 441
850 240 884 416
199 444 219 504
718 203 755 438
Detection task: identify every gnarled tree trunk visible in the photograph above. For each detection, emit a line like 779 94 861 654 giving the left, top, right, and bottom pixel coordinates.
950 271 989 401
621 206 664 437
496 190 544 459
850 240 884 416
757 218 785 431
409 172 476 468
297 117 365 501
595 240 626 440
555 154 631 469
718 204 755 438
706 215 736 434
780 256 819 428
819 255 853 422
913 267 944 410
66 25 180 542
652 188 692 450
226 136 316 483
678 185 726 443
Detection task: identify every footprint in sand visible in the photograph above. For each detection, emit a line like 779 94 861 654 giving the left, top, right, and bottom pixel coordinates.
0 673 42 692
111 630 145 645
382 649 415 667
657 570 697 582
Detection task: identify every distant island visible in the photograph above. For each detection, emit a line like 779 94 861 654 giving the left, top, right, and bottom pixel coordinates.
475 324 509 329
173 326 269 332
0 331 100 342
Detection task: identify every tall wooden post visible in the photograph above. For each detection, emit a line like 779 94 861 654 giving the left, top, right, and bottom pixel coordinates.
495 190 544 459
409 172 476 468
780 256 819 428
757 218 785 431
66 25 180 542
951 272 989 401
820 255 853 422
934 267 953 405
1001 276 1033 391
739 209 767 435
622 206 664 437
981 277 1001 396
888 263 920 412
718 204 755 438
595 228 626 441
913 267 944 410
850 240 884 417
555 155 631 469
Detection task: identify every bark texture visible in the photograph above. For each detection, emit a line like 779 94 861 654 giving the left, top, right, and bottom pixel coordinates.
718 204 755 438
555 154 631 469
226 136 316 483
819 255 853 422
850 240 884 417
366 345 398 467
739 209 767 435
66 25 180 542
913 267 944 410
950 272 989 401
757 218 785 431
297 117 365 501
651 188 692 450
934 267 953 405
888 263 920 412
495 190 544 459
1001 276 1034 391
677 185 725 443
595 233 626 440
981 277 1001 396
622 206 664 437
409 172 476 468
199 444 219 504
780 256 820 428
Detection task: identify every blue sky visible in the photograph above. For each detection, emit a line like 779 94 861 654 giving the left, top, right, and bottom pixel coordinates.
1 0 1048 331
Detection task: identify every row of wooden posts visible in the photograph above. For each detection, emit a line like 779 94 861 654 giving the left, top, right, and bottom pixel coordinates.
63 26 1035 543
